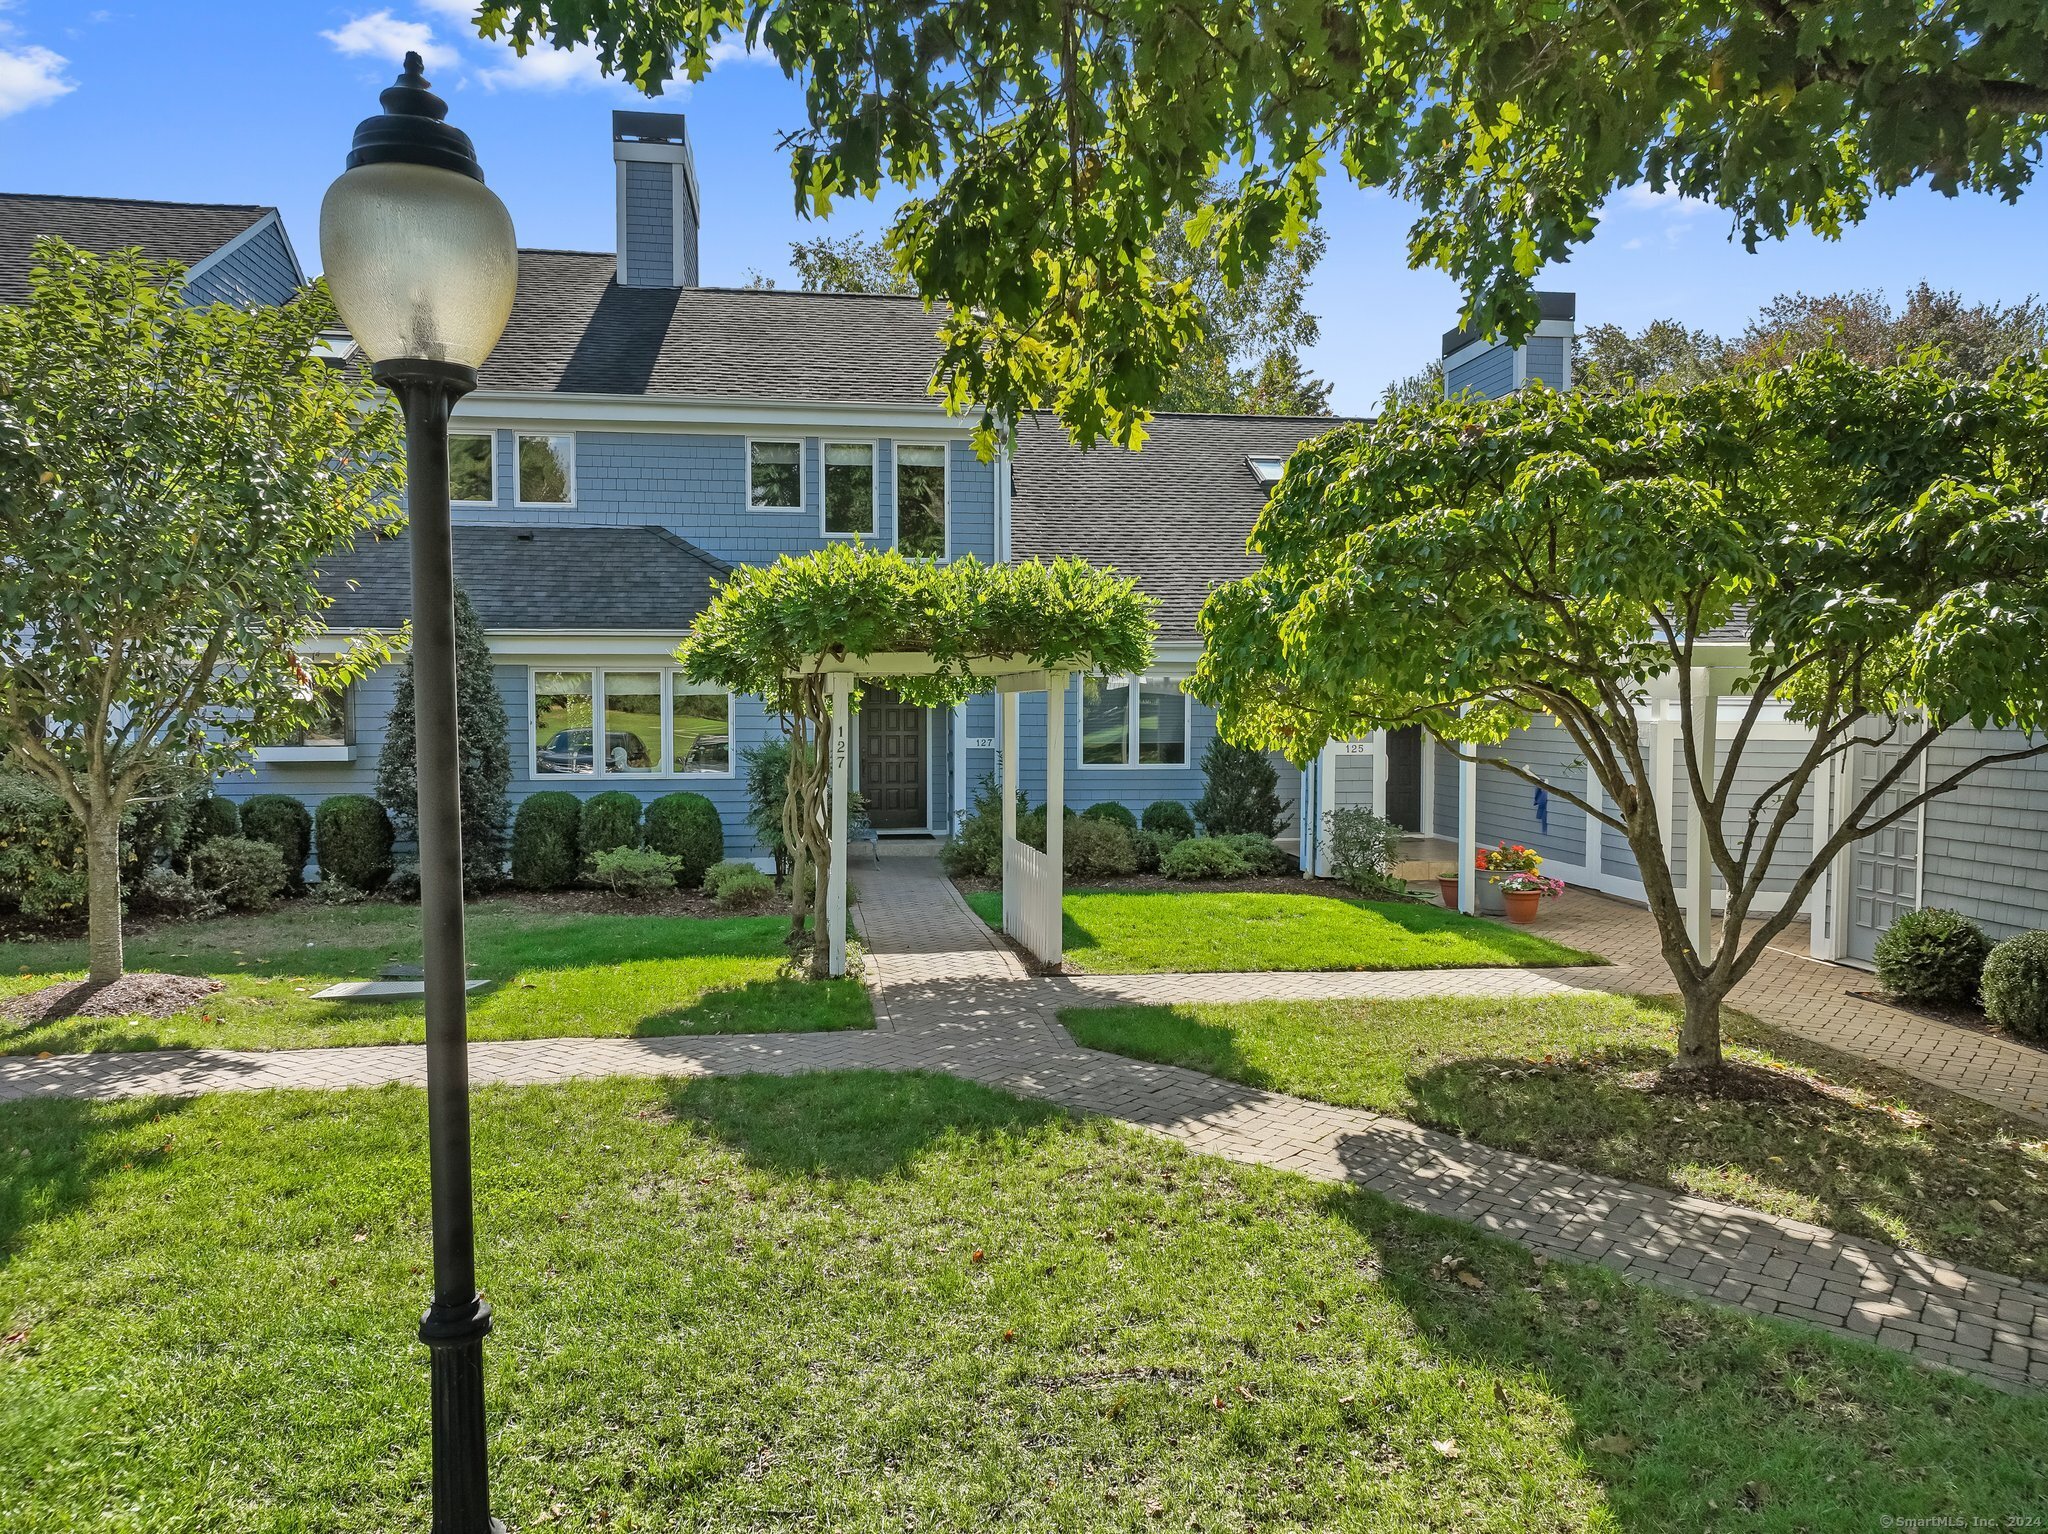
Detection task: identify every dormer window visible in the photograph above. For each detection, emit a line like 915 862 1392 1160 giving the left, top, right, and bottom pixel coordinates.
1247 455 1285 487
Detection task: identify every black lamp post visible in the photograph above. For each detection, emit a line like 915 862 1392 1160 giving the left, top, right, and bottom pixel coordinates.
320 53 518 1534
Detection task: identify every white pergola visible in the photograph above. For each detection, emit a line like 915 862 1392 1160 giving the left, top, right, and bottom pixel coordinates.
794 652 1076 978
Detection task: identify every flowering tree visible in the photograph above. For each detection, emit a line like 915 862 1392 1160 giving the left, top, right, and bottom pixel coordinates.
0 241 402 982
678 545 1155 973
1196 349 2048 1076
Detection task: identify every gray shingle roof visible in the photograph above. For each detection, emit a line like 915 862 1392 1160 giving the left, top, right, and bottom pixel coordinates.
317 525 730 632
1009 411 1344 639
477 249 949 404
0 193 272 303
1441 290 1576 355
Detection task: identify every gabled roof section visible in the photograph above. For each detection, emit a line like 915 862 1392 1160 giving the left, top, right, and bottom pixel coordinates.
477 249 950 405
1009 411 1347 640
316 524 732 633
0 193 274 303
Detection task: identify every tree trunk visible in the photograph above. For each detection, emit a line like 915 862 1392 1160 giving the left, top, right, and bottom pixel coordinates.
84 809 125 985
1672 976 1729 1072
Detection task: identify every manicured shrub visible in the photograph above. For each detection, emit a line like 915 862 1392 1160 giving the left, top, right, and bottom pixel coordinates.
0 772 194 921
1193 738 1287 838
941 774 1024 879
1219 832 1293 876
1065 816 1140 879
590 846 681 898
1017 805 1052 854
129 865 221 922
1081 801 1137 829
711 867 778 912
191 835 288 911
579 790 644 864
314 794 395 893
701 859 760 896
188 795 242 849
377 584 511 892
1874 907 1991 1006
1141 800 1196 839
742 742 791 879
1133 828 1176 874
510 792 582 890
1161 835 1254 881
644 792 725 889
240 795 312 891
1981 931 2048 1042
1325 807 1404 895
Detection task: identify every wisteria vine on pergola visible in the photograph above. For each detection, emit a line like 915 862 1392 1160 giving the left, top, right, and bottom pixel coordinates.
677 544 1156 973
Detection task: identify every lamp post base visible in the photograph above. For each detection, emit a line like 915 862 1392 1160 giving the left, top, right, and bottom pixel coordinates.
421 1294 503 1534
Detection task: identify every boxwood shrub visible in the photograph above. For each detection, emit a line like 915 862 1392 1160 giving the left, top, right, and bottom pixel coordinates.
191 835 289 911
645 792 725 889
314 794 395 893
1981 931 2048 1042
579 790 644 864
511 792 582 890
1080 801 1137 829
1140 800 1196 840
240 795 312 891
1873 907 1991 1006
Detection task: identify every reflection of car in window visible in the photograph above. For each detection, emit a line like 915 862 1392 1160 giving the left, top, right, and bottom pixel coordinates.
680 732 729 771
538 729 650 773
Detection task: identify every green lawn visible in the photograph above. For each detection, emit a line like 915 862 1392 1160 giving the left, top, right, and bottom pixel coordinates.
0 902 869 1055
2 1074 2040 1532
1064 994 2048 1280
963 887 1599 972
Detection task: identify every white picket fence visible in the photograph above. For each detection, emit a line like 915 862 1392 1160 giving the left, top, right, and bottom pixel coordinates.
1002 836 1063 965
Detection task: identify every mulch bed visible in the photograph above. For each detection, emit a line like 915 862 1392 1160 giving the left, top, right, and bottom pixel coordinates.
1847 988 2047 1058
485 888 735 920
2 973 224 1025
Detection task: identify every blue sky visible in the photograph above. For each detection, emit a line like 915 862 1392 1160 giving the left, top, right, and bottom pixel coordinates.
4 0 2045 415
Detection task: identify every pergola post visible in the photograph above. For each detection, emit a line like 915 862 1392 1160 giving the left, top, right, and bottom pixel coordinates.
1042 672 1067 966
1456 709 1479 915
1000 689 1019 842
826 670 852 978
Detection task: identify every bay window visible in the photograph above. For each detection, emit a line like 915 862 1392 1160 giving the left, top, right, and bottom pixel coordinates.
1079 674 1190 768
531 669 733 778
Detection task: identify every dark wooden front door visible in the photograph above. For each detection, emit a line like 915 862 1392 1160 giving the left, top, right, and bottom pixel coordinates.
1384 726 1423 832
860 688 927 830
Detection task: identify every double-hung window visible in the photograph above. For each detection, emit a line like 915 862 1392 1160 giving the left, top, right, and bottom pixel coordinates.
531 669 733 778
823 442 875 536
516 433 574 504
750 440 802 509
1080 675 1190 768
449 432 495 503
895 442 947 558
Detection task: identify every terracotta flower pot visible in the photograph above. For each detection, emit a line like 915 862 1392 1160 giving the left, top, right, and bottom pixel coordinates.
1502 888 1541 925
1437 877 1461 907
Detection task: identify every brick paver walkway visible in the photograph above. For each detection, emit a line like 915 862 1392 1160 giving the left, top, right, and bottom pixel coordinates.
3 852 2044 1391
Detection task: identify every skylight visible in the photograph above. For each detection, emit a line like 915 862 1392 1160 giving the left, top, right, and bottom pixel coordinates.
1246 455 1285 486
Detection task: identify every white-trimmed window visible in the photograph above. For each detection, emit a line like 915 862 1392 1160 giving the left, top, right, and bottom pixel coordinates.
1247 454 1285 488
516 433 574 504
895 441 948 558
1080 674 1190 768
749 439 803 510
257 683 353 760
450 432 496 504
531 669 734 778
823 441 876 536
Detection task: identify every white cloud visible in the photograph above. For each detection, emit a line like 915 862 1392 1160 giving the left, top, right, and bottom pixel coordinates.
321 11 456 72
477 40 632 92
0 42 71 117
706 35 771 69
1619 183 1709 218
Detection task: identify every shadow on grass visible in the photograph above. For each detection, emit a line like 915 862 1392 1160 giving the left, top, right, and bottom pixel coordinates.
657 1070 1064 1182
0 1095 195 1263
634 976 874 1038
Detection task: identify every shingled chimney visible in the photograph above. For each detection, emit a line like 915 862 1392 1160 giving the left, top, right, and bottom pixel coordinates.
612 110 700 288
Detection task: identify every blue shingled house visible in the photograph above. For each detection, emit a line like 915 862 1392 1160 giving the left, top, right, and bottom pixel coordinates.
5 114 2045 967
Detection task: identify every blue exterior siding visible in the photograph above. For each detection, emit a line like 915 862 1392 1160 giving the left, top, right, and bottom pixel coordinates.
1475 720 1586 865
1445 344 1513 400
1920 728 2048 938
445 429 991 567
183 219 299 309
621 162 674 286
1525 335 1567 389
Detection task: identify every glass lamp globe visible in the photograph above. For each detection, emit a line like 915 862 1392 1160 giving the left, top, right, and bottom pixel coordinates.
320 53 517 370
